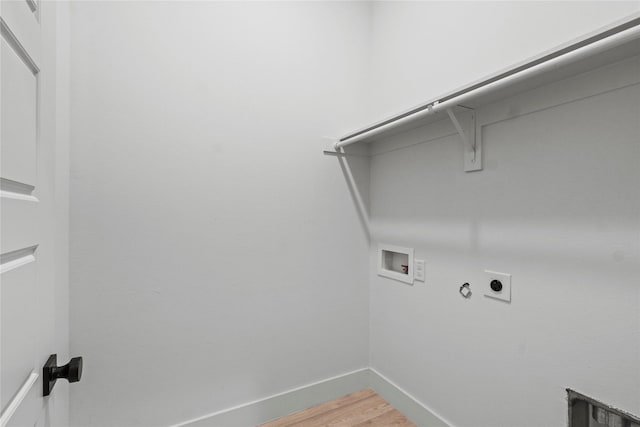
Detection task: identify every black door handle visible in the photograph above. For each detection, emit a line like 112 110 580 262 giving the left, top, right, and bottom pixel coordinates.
43 354 83 396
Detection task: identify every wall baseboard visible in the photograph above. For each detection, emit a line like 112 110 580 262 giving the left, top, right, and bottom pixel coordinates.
172 368 452 427
368 368 452 427
171 368 370 427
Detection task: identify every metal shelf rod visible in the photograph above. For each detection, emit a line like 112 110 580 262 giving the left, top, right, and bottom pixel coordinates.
335 17 640 150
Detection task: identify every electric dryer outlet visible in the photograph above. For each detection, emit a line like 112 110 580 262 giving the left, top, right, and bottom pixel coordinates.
484 270 512 302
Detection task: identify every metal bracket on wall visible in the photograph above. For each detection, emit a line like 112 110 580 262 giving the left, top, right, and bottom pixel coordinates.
446 106 482 172
322 136 370 157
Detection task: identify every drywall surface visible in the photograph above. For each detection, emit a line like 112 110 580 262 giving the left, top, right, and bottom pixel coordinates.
368 1 640 121
68 2 370 425
368 52 640 427
367 5 640 426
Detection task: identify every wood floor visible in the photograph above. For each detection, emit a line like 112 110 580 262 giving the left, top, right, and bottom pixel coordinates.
259 388 416 427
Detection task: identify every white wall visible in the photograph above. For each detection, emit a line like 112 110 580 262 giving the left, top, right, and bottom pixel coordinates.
68 2 640 426
68 2 371 425
367 3 640 426
368 1 640 120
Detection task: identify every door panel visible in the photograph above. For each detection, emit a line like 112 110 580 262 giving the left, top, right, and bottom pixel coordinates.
0 0 58 426
4 378 41 427
1 263 38 410
0 197 38 254
1 37 37 187
0 0 42 68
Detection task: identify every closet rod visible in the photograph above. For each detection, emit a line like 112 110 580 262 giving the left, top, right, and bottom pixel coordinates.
335 17 640 150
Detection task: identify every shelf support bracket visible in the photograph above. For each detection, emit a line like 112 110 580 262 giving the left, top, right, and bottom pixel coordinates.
447 107 482 172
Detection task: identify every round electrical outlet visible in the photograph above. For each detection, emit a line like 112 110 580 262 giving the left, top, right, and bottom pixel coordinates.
490 279 503 292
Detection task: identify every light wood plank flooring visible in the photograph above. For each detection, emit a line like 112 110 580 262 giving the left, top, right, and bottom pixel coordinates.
259 388 416 427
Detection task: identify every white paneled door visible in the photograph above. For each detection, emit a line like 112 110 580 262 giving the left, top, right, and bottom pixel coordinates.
1 1 68 426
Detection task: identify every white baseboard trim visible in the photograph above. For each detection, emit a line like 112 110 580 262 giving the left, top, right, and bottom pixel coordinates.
172 367 452 427
171 368 370 427
368 367 453 427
